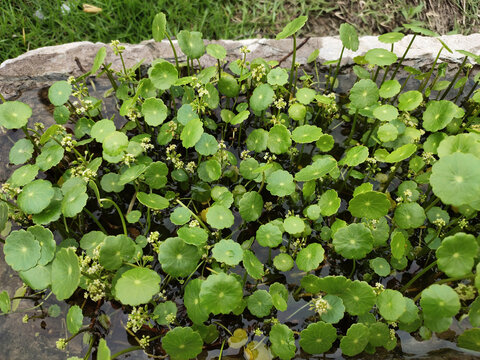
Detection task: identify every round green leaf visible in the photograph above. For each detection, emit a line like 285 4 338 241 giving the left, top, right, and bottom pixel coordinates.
239 191 263 222
283 216 305 235
378 32 404 43
420 284 460 318
318 189 340 216
99 235 135 270
349 191 390 219
247 128 268 152
267 68 289 86
398 90 423 111
137 192 169 210
296 243 324 272
340 280 375 315
170 207 191 225
394 202 425 229
144 161 168 189
369 257 391 277
114 267 161 306
273 253 294 272
295 157 337 181
19 263 51 290
292 125 322 143
250 84 274 112
276 15 307 39
339 23 359 51
150 61 178 90
365 48 397 66
142 97 167 126
377 123 398 142
197 159 221 182
349 79 379 108
206 43 227 59
247 290 273 318
48 81 72 106
18 179 54 214
423 100 462 132
152 12 166 41
377 289 406 321
200 272 243 315
184 278 209 324
379 79 401 98
436 232 478 278
9 164 38 187
181 117 203 148
373 104 398 122
178 226 208 246
256 222 283 248
153 301 177 325
195 133 218 156
269 324 296 360
28 225 55 265
4 230 41 271
321 295 345 324
67 305 83 335
103 131 128 156
61 177 88 217
340 145 369 167
36 142 64 171
177 30 205 59
91 119 116 143
212 239 243 266
9 138 34 165
243 250 264 279
437 133 480 159
458 328 480 352
158 237 201 277
340 323 369 356
300 321 337 354
266 170 295 197
333 223 373 259
296 87 316 105
218 73 240 97
51 248 80 300
0 101 32 129
162 327 203 360
206 205 234 229
288 103 306 121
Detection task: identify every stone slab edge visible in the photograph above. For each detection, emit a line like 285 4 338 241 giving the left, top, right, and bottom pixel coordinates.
1 34 480 97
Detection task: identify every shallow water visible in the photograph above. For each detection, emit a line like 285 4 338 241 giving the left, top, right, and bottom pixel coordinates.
1 71 480 360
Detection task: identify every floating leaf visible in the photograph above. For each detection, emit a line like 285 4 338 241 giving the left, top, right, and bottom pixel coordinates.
239 191 263 222
332 223 373 259
206 205 234 229
369 257 391 277
299 321 337 354
436 232 478 278
394 202 426 229
162 327 203 360
178 226 208 246
247 128 269 152
137 192 169 210
4 230 41 271
200 272 243 315
292 125 323 143
318 189 341 216
284 216 305 235
256 222 283 248
269 324 296 360
340 323 369 356
9 164 38 187
158 237 201 277
365 48 397 66
377 289 406 321
321 295 345 324
273 253 294 272
184 278 209 324
153 301 177 325
267 170 295 197
61 177 88 217
99 235 135 270
420 284 460 319
114 267 161 305
247 290 273 317
349 191 390 219
67 305 83 335
341 280 375 315
295 157 336 181
296 243 324 272
288 103 306 121
51 248 80 300
243 250 264 279
296 88 316 105
198 159 221 182
195 133 218 156
18 179 54 215
212 239 243 266
373 104 398 122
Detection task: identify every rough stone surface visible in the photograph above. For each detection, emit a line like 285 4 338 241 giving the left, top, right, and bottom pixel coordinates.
2 34 480 98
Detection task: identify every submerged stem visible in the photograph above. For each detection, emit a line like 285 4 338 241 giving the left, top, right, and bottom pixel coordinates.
401 260 438 293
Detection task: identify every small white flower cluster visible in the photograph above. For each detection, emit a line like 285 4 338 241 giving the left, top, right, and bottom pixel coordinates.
403 189 413 201
317 93 339 118
34 122 45 131
167 121 178 137
455 283 476 301
166 144 184 169
110 40 125 55
165 313 176 324
122 153 136 166
1 182 21 198
254 328 263 336
263 152 277 162
185 161 196 173
366 157 377 164
140 137 154 151
85 279 107 302
189 219 200 228
138 335 150 349
421 152 435 165
71 166 97 182
399 113 417 128
270 114 284 126
191 97 207 114
240 150 251 160
127 305 150 332
264 202 273 211
310 295 330 316
56 338 67 350
126 107 140 121
251 64 266 82
433 218 446 227
147 231 161 252
459 218 468 229
373 282 385 295
274 97 287 110
72 99 93 115
61 134 77 151
240 46 251 55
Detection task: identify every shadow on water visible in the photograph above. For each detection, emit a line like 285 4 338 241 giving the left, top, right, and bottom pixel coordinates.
1 67 479 360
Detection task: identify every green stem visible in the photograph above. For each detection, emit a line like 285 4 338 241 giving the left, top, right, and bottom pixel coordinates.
439 56 468 100
176 199 211 234
390 34 416 80
424 197 440 213
380 162 399 193
165 32 180 72
401 260 438 293
100 198 127 236
419 47 444 93
111 346 143 360
83 208 107 234
0 92 5 103
288 34 297 96
83 335 95 360
217 59 222 80
286 300 311 320
346 110 358 144
330 46 345 92
218 339 226 360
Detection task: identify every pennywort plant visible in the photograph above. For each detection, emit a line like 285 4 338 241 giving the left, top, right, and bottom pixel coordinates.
1 13 480 359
